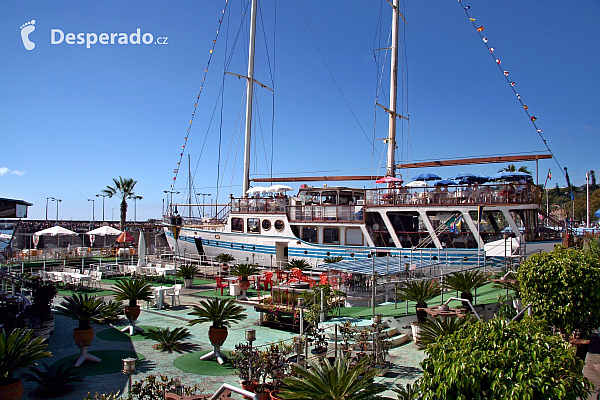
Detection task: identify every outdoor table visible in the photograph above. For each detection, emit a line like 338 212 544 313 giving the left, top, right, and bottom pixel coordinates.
69 273 92 285
152 286 173 310
155 266 176 277
417 306 467 320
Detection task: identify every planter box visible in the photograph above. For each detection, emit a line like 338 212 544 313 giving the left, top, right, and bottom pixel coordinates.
254 306 308 333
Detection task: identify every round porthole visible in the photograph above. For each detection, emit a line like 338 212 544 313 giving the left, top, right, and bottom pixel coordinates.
241 245 245 249
262 219 271 230
350 253 354 257
206 241 210 245
326 252 330 256
304 250 308 255
231 244 234 248
274 220 284 231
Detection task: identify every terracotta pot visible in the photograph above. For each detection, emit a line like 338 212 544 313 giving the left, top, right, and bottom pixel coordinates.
222 264 229 272
124 305 141 322
73 327 94 348
208 326 228 346
241 380 257 400
239 280 251 291
269 389 282 400
570 338 591 362
184 278 194 288
0 378 23 400
256 392 270 400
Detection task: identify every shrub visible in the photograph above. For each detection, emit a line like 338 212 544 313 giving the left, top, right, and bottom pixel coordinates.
416 317 592 399
146 327 192 352
23 363 82 397
518 246 600 340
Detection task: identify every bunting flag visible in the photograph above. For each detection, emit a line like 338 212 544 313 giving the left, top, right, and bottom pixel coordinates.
169 0 230 190
548 169 552 180
477 205 484 223
458 2 562 179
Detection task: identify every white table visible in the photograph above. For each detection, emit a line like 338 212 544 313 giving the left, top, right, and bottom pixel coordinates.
152 286 174 310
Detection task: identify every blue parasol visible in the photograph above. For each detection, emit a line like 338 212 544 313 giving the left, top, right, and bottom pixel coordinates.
434 180 457 186
412 173 442 181
448 172 476 181
491 171 532 181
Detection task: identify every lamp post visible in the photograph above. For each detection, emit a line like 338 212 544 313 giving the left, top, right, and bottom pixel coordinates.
196 192 211 219
55 198 62 224
122 357 137 395
87 198 95 226
45 197 56 222
96 193 109 223
164 190 180 215
129 195 142 223
586 171 590 228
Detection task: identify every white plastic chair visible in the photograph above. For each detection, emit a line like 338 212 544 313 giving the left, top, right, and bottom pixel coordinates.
167 284 182 307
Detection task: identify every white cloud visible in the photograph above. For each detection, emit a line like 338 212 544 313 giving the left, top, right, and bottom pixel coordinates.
0 167 25 176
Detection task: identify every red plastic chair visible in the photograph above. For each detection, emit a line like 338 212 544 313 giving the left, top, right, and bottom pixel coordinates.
263 271 274 291
215 276 229 296
320 272 328 285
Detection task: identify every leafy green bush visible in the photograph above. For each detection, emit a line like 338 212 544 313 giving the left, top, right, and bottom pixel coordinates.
518 246 600 340
416 317 592 399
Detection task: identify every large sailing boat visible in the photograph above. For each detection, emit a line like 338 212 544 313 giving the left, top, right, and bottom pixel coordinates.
164 0 561 269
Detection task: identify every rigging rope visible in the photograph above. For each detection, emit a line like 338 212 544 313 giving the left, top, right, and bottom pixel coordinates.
457 1 567 183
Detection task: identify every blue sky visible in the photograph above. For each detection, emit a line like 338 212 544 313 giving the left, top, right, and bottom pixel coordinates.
2 1 599 222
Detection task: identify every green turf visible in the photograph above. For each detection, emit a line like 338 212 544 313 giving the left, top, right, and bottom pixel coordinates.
337 282 513 319
173 350 237 376
96 325 157 342
52 350 145 376
191 287 259 299
57 286 114 297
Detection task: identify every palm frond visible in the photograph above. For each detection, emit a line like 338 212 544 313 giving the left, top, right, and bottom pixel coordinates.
187 298 246 328
146 327 192 352
418 316 474 347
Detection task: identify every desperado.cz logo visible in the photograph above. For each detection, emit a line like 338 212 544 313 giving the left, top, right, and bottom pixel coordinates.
20 20 168 50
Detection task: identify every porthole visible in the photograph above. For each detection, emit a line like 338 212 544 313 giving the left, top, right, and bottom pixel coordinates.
304 250 308 255
262 219 271 230
231 244 234 248
252 246 256 250
241 245 245 249
326 252 331 256
216 242 219 246
350 253 354 257
274 220 284 231
206 241 210 245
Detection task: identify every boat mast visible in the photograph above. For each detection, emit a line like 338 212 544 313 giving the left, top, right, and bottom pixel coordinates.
386 0 400 178
242 0 258 197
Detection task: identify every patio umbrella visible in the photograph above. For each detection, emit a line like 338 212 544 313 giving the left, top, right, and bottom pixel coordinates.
406 180 428 187
246 186 270 195
266 184 294 193
491 171 532 181
474 174 491 183
116 231 134 243
412 173 442 181
447 172 476 181
137 232 146 268
375 176 404 184
87 226 122 236
595 209 600 218
34 226 77 247
434 180 457 186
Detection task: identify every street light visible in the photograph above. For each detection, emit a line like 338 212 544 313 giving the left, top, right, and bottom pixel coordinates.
96 193 109 222
196 192 211 219
54 198 62 224
129 195 143 223
164 190 180 215
46 197 56 222
87 199 95 227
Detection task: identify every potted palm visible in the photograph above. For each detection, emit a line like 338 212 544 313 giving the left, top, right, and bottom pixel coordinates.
112 278 154 335
176 264 199 288
24 279 57 338
55 294 108 367
230 263 261 300
396 279 439 344
0 328 51 400
215 253 235 272
443 270 488 311
188 298 247 364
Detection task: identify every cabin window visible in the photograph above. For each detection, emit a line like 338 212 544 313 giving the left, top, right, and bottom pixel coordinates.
302 226 318 243
262 219 271 231
274 220 285 231
247 218 260 233
231 217 244 232
323 227 340 244
345 228 363 246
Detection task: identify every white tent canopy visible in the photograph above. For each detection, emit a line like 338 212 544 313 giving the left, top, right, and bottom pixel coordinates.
267 184 293 193
86 226 122 236
34 226 77 236
246 186 270 195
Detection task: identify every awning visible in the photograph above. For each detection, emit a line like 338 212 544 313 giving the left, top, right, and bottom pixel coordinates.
316 256 442 277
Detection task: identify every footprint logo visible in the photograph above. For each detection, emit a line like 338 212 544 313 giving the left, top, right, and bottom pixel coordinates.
20 20 36 50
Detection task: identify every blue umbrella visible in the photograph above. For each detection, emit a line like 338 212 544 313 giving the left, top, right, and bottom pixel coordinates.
595 209 600 218
412 173 442 181
448 172 476 181
474 174 491 183
434 180 457 186
491 171 532 181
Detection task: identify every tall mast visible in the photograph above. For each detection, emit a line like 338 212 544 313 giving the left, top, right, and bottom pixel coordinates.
242 0 258 196
386 0 400 178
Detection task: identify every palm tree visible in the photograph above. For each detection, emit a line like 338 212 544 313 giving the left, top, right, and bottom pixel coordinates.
396 279 440 323
418 316 474 347
102 176 138 229
278 356 385 400
498 164 531 174
443 270 489 310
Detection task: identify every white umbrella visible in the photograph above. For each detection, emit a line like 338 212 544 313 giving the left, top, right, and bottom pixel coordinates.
87 226 122 236
246 186 270 195
34 226 77 248
266 184 293 193
137 231 146 268
405 180 428 187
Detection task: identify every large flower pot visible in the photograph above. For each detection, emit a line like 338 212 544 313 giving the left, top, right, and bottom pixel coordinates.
571 338 591 362
410 321 420 344
124 305 141 322
41 315 55 333
241 380 257 400
0 378 24 400
73 327 95 348
208 326 228 347
184 278 194 288
269 389 282 400
238 280 251 291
